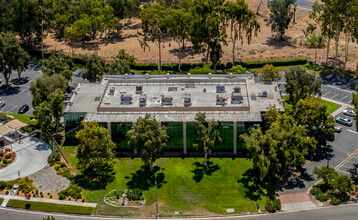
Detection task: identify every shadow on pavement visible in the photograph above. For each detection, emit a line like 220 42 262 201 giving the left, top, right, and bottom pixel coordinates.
276 168 315 193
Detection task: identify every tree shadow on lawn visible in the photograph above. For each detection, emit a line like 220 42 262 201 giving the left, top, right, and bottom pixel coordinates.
125 165 166 191
75 163 116 190
191 161 220 183
238 169 276 201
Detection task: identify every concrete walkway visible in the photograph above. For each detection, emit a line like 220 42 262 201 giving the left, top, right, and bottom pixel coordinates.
0 194 97 208
0 137 52 181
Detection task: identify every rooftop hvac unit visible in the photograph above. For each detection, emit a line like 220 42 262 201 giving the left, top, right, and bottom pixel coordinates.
139 94 147 107
184 94 191 107
216 84 225 93
233 86 241 93
216 95 227 106
121 94 132 105
231 93 243 104
162 96 173 106
136 84 143 94
108 87 115 95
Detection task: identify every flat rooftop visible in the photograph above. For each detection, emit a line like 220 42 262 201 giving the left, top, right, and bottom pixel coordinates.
65 74 284 122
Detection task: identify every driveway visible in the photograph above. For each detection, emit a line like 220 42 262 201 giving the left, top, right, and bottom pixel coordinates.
0 137 51 181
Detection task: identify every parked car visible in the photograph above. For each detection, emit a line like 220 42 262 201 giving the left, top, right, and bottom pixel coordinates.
0 101 5 108
343 109 356 117
335 116 353 126
327 132 335 142
18 104 29 114
334 125 342 132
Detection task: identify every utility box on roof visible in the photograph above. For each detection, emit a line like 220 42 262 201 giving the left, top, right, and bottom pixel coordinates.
162 96 173 105
139 94 147 107
121 94 132 105
184 94 191 106
216 84 225 93
231 93 243 104
136 84 143 94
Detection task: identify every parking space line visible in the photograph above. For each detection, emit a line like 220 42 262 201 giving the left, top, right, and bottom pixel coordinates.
7 105 19 113
348 129 358 135
331 93 339 99
339 96 347 101
323 91 331 96
337 170 350 175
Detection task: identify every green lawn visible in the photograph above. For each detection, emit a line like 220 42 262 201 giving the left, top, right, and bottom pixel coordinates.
60 145 79 168
6 113 31 124
6 200 93 215
282 96 341 115
60 145 268 216
0 198 3 204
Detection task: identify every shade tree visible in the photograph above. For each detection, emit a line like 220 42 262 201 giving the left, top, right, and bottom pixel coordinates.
82 54 105 82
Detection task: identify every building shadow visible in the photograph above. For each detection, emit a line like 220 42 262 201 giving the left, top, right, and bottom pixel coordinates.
125 165 166 191
191 161 220 182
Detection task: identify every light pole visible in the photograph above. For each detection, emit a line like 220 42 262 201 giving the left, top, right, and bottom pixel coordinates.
155 179 158 219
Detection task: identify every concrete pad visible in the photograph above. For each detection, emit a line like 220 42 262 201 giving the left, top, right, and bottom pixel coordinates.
0 137 51 181
281 200 318 211
278 192 312 204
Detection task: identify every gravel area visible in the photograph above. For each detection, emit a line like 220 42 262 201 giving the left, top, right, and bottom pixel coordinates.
29 166 70 193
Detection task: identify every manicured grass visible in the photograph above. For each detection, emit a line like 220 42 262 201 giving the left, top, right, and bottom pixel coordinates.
60 145 79 170
282 96 341 115
6 113 31 124
6 199 93 215
71 154 268 216
0 198 3 204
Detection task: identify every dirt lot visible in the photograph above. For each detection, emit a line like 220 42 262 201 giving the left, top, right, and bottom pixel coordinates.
43 0 358 71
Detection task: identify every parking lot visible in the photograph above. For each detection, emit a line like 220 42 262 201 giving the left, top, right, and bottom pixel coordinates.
0 62 42 115
321 85 353 105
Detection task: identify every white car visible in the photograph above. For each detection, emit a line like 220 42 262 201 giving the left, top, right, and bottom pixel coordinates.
0 101 5 108
343 109 356 117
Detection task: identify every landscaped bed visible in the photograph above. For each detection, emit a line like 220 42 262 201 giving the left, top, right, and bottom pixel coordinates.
60 148 271 217
6 199 93 215
0 147 16 169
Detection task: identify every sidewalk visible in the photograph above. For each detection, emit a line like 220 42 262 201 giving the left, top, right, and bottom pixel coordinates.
0 194 97 208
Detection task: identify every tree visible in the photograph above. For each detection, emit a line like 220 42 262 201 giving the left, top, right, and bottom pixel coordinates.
294 97 335 144
36 101 54 141
259 64 281 82
293 4 297 24
15 49 30 81
191 0 227 72
48 89 65 137
138 4 168 71
124 0 141 25
266 0 297 40
264 105 281 128
127 114 169 171
285 66 322 111
256 0 264 15
30 74 68 108
107 49 135 75
167 8 192 71
193 113 222 167
223 0 259 65
0 32 28 86
353 85 358 130
241 114 316 182
42 54 73 81
76 122 116 180
331 174 353 194
313 166 338 186
82 54 105 82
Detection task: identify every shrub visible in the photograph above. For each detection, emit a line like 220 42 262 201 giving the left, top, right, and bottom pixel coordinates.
0 181 6 190
2 159 7 164
127 189 142 201
58 192 66 200
5 153 11 159
0 113 10 122
82 199 85 202
0 151 4 157
330 196 342 205
5 190 9 195
189 64 213 74
310 187 322 196
230 65 247 74
50 195 53 199
265 197 281 213
29 115 36 120
130 63 158 71
315 193 330 202
59 184 82 200
28 120 39 128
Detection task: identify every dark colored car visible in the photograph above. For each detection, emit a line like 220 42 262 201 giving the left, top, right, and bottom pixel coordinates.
18 104 29 114
335 116 353 126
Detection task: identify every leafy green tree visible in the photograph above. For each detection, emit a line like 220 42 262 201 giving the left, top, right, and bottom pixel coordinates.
230 65 247 74
264 105 281 128
332 174 353 194
266 0 297 40
241 114 316 182
193 113 222 167
48 89 65 136
167 9 192 71
30 74 68 108
76 122 116 180
223 0 259 65
285 66 322 111
108 0 127 19
191 0 227 72
294 97 335 144
82 54 105 82
127 114 169 171
15 49 30 81
0 32 28 86
36 101 54 141
259 64 281 82
313 166 338 186
124 0 141 24
42 54 73 81
107 49 135 75
138 4 169 71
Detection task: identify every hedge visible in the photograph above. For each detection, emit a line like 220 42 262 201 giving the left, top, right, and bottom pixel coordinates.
130 58 307 71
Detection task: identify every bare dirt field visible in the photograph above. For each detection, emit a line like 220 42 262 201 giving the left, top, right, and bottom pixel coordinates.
43 0 358 71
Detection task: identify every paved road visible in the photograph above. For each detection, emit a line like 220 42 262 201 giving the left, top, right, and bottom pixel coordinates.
0 137 51 181
3 202 358 220
296 0 315 10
